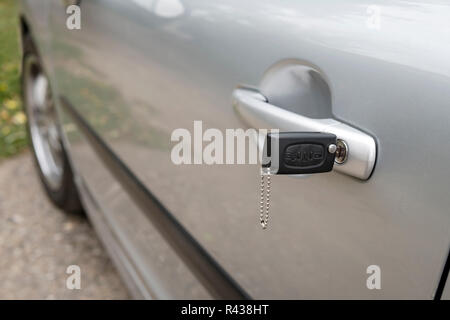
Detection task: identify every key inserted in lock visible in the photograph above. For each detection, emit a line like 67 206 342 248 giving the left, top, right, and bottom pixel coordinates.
259 132 341 229
262 132 338 175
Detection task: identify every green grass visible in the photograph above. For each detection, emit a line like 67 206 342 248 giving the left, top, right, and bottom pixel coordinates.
0 0 28 158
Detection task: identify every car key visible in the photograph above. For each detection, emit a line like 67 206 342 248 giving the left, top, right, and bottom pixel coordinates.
259 132 338 229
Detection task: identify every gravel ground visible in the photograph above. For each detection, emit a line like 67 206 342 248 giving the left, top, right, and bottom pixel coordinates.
0 151 130 299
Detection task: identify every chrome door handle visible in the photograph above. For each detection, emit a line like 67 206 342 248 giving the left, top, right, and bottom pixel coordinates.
232 88 377 180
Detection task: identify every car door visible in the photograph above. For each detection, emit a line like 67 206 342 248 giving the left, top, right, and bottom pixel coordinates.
51 0 450 298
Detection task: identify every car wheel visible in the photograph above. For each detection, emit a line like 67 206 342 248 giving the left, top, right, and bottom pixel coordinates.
22 35 83 214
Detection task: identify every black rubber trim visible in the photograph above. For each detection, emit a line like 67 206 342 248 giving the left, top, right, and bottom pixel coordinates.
59 96 250 300
434 248 450 300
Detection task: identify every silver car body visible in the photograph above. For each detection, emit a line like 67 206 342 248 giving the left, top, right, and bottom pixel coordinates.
19 0 450 299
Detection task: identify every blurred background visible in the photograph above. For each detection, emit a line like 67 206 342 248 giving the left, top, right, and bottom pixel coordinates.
0 0 27 157
0 0 129 299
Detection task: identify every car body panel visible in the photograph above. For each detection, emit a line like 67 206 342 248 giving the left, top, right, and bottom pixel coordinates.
443 280 450 300
20 0 450 298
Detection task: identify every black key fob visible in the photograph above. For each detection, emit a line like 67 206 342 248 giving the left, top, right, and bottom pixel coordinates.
263 132 337 175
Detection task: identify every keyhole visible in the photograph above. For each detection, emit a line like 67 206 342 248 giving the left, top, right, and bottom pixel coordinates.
335 139 348 164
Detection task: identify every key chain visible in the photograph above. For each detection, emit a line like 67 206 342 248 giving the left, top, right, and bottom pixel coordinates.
259 167 271 229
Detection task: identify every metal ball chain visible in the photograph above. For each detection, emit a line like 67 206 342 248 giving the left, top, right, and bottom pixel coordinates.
260 170 271 229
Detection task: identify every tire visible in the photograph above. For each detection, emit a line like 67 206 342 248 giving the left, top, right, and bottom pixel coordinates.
21 34 83 214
